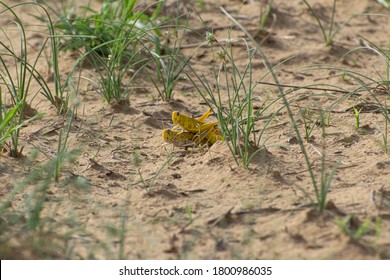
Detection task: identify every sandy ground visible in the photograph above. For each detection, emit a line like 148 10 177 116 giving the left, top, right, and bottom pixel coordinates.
1 0 390 259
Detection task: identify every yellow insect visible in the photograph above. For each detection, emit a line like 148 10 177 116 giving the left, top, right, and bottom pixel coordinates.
162 129 210 147
172 111 217 133
162 109 223 148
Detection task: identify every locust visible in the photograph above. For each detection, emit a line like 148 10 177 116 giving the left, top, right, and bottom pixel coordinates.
162 109 223 148
162 129 210 147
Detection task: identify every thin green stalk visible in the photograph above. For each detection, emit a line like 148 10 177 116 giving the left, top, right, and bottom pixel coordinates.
302 0 355 46
302 0 328 44
55 109 74 182
327 0 337 46
319 111 339 211
0 4 26 157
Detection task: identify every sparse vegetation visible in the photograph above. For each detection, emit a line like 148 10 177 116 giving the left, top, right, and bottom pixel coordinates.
0 0 389 260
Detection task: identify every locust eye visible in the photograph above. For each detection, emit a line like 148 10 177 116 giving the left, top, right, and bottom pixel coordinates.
166 129 171 133
176 112 180 116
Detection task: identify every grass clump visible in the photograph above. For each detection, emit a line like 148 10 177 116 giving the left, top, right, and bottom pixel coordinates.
0 1 53 155
51 0 163 58
0 94 22 148
147 14 191 101
336 215 372 240
186 34 268 169
48 0 165 104
214 7 339 210
302 0 355 46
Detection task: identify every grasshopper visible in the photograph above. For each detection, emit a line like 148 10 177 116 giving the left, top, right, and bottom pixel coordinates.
171 111 217 133
162 129 211 147
162 109 223 148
